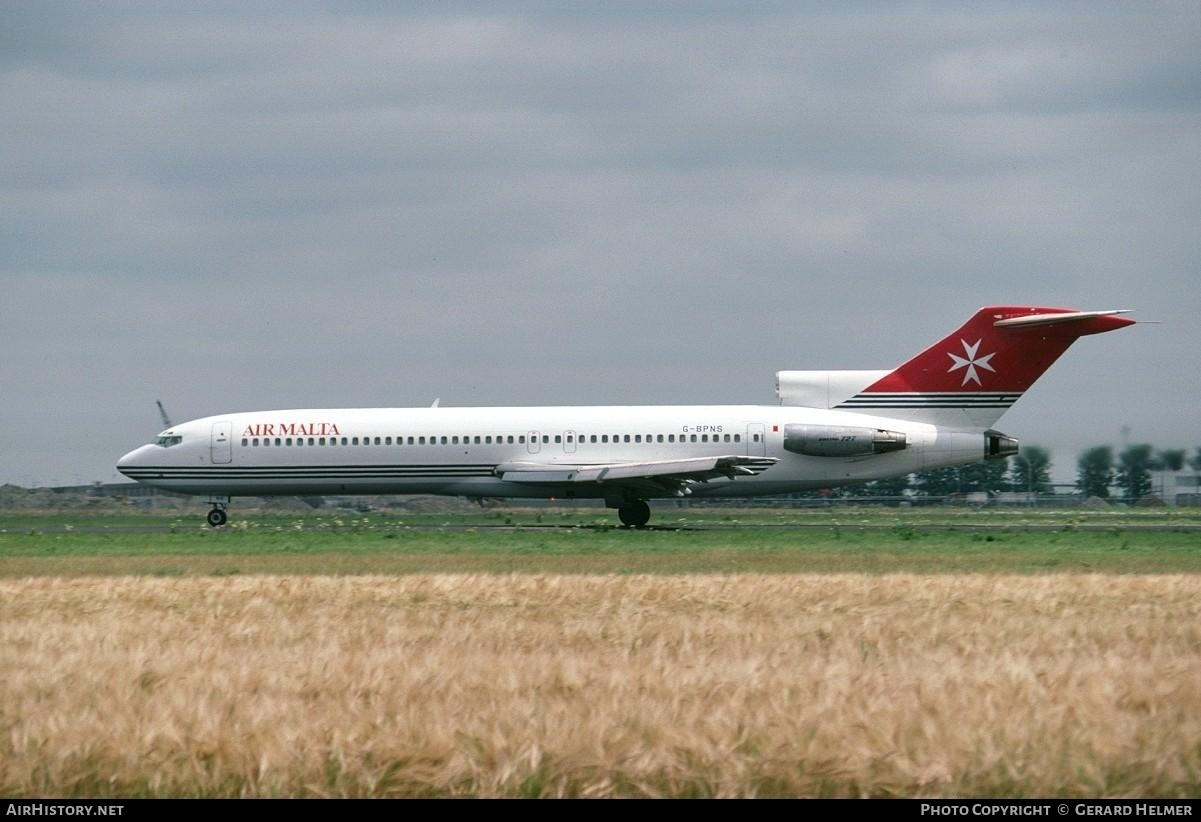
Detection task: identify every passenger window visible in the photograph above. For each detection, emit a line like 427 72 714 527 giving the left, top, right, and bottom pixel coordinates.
507 435 514 444
634 435 641 443
734 434 741 442
724 434 731 442
554 435 562 444
601 435 609 443
518 436 526 444
623 435 631 443
657 435 664 443
690 434 697 443
252 438 260 447
452 436 459 445
668 434 675 443
542 435 549 443
286 438 293 446
591 435 598 443
241 438 248 447
753 434 760 442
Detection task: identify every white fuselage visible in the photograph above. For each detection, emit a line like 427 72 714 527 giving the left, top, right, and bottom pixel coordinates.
117 404 992 502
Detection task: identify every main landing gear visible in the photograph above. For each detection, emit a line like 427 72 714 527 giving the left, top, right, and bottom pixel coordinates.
616 500 651 528
205 498 229 527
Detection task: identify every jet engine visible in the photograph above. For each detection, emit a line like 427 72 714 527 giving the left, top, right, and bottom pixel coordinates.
783 424 907 457
985 430 1020 459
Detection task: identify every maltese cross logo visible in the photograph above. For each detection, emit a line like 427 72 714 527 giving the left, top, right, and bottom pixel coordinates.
947 339 996 386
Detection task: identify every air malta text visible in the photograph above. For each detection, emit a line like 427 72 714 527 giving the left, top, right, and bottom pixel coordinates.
242 422 341 438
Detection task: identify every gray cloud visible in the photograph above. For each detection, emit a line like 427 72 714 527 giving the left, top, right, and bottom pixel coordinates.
2 2 1198 486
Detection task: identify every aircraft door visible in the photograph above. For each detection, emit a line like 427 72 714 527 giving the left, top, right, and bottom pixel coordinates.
211 422 233 464
563 430 577 454
747 423 767 457
527 430 540 454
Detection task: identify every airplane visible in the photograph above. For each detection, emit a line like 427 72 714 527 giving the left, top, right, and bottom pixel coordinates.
117 305 1134 527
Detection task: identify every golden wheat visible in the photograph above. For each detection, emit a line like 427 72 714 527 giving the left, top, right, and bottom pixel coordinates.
2 574 1199 797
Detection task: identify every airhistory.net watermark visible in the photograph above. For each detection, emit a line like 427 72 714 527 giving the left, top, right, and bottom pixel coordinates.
6 805 123 817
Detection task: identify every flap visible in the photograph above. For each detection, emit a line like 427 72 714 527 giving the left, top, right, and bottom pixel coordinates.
495 455 776 484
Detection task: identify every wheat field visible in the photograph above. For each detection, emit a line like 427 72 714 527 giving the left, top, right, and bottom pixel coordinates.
3 573 1200 797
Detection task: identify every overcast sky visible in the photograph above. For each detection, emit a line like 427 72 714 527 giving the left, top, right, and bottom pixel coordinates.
2 2 1198 487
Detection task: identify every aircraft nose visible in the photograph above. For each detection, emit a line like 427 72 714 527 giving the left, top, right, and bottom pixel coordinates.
117 445 151 477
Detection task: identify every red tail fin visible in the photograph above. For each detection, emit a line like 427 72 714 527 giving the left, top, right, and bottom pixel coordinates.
838 306 1134 426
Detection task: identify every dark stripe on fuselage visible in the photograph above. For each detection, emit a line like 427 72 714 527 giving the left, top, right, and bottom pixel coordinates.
120 459 776 483
839 392 1020 409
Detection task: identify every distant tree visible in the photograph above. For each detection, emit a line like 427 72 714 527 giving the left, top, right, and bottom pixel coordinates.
1076 446 1114 498
869 474 912 496
1116 444 1154 500
913 461 1008 497
1010 446 1052 494
959 459 1010 494
1157 449 1186 472
835 475 907 499
848 475 912 497
1190 447 1201 473
912 467 962 497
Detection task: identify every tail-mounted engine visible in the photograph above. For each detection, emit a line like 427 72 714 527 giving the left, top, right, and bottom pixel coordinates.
985 430 1020 460
783 424 907 458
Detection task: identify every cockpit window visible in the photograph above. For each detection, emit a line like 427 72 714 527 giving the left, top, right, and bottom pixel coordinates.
156 435 183 448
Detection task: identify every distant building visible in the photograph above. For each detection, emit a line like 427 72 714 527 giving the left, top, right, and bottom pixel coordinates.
1159 470 1201 506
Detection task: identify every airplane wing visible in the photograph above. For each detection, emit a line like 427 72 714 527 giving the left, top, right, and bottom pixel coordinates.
494 455 777 496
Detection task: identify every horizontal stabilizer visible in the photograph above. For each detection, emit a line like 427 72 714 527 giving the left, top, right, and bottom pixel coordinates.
992 309 1133 329
776 370 890 408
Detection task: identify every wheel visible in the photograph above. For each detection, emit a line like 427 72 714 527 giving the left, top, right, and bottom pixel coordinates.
206 508 228 527
617 500 651 528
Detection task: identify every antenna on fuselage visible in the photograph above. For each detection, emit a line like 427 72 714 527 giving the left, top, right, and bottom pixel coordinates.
156 400 173 429
430 398 440 408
